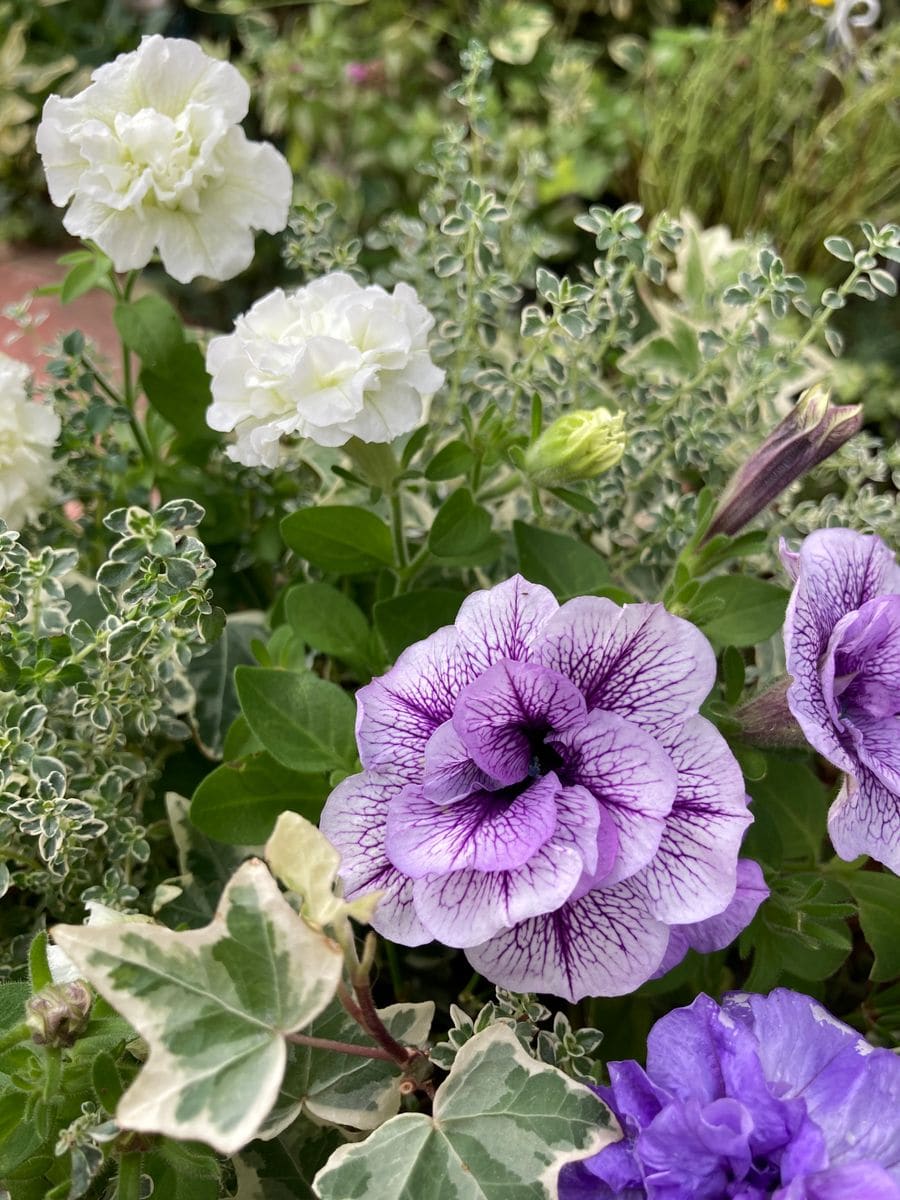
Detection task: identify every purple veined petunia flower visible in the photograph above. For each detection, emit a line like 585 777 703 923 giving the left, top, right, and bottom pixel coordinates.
320 575 764 1000
559 988 900 1200
781 529 900 872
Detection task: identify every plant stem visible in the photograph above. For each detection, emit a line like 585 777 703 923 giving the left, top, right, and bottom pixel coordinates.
285 1032 396 1060
116 1151 141 1200
390 490 408 569
0 1021 31 1053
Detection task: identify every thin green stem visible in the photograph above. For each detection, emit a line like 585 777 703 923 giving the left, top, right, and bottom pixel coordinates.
116 1151 141 1200
390 490 409 569
0 1021 31 1054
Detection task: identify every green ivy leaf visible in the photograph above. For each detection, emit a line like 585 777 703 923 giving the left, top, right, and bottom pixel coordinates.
235 667 358 775
190 752 330 845
692 577 789 647
51 860 343 1155
262 998 434 1135
314 1024 617 1200
513 522 610 600
281 506 394 574
189 611 268 758
373 589 465 661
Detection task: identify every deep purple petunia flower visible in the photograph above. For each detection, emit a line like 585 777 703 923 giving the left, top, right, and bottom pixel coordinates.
781 529 900 872
320 576 763 999
560 988 900 1200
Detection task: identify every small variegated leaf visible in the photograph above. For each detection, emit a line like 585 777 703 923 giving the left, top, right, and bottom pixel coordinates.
313 1024 619 1200
51 859 343 1155
260 998 434 1135
266 811 381 928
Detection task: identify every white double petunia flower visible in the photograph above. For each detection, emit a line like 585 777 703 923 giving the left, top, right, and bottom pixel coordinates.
205 273 446 465
36 35 292 284
0 352 60 531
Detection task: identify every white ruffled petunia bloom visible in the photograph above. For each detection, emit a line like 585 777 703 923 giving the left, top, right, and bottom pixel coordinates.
0 352 60 530
36 35 292 284
205 273 446 465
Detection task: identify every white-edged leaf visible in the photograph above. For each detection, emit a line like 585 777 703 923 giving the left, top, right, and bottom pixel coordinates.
51 859 343 1155
261 998 434 1135
313 1024 619 1199
266 811 381 928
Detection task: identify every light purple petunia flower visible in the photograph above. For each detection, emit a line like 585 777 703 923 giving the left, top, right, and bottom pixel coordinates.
559 988 900 1200
781 529 900 872
320 575 763 999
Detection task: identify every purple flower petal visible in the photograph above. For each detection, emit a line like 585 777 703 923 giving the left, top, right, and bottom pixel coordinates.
827 769 900 873
355 626 475 777
628 717 753 924
655 859 769 977
848 715 900 796
384 773 559 878
411 837 584 948
784 529 898 772
451 658 587 785
556 709 678 884
421 720 496 803
453 574 558 674
319 771 431 945
465 880 670 1001
536 598 716 736
556 783 619 900
779 1163 900 1200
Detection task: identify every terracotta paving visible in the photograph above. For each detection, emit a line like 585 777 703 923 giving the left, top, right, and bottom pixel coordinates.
0 243 122 382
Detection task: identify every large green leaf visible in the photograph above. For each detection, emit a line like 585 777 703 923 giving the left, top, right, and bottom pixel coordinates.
261 998 434 1135
114 294 184 369
314 1024 618 1200
513 522 610 600
743 756 831 867
692 576 789 648
428 490 496 559
285 583 377 675
235 667 358 775
240 1117 343 1200
190 753 330 845
142 343 216 443
281 507 394 574
51 860 343 1155
189 611 268 758
844 872 900 981
373 589 465 661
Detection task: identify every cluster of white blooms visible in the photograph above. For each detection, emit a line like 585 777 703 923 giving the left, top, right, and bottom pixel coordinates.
36 36 292 284
205 273 446 464
0 352 60 530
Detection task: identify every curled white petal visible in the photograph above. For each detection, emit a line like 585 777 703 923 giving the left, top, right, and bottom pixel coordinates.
0 352 60 531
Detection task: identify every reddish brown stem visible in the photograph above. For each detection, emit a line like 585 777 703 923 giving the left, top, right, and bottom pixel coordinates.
285 1032 395 1061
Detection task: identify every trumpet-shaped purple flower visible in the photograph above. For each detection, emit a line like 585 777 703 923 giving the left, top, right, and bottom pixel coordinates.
781 529 900 872
321 576 761 999
560 989 900 1200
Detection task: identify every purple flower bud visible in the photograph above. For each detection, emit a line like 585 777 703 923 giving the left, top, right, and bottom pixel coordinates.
705 385 863 541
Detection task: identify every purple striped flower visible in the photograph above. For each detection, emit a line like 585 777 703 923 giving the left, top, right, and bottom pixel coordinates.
321 576 761 999
781 529 900 872
560 989 900 1199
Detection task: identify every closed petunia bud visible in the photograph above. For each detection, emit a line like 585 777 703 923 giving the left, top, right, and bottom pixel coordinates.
26 981 92 1047
524 409 625 487
705 385 863 541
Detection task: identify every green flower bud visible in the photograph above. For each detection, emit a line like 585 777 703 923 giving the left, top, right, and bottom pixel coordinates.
524 409 625 486
26 981 92 1047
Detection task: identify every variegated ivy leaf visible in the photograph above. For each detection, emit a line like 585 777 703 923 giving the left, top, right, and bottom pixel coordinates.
313 1023 619 1200
260 997 434 1137
266 811 381 928
51 859 343 1155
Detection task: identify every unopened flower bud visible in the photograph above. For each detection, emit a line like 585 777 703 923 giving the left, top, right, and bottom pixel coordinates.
524 409 626 486
26 981 92 1047
705 385 863 541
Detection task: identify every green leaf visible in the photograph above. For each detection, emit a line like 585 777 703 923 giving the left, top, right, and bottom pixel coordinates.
263 998 433 1135
114 294 184 368
28 931 52 992
513 522 610 600
190 753 330 845
285 583 376 674
373 589 465 661
743 756 831 867
235 667 358 775
489 2 553 64
692 577 789 647
425 441 475 482
59 251 112 303
281 506 394 574
51 859 343 1155
428 489 494 559
189 611 268 758
0 981 29 1033
141 343 215 443
314 1024 617 1200
240 1116 343 1200
844 872 900 981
